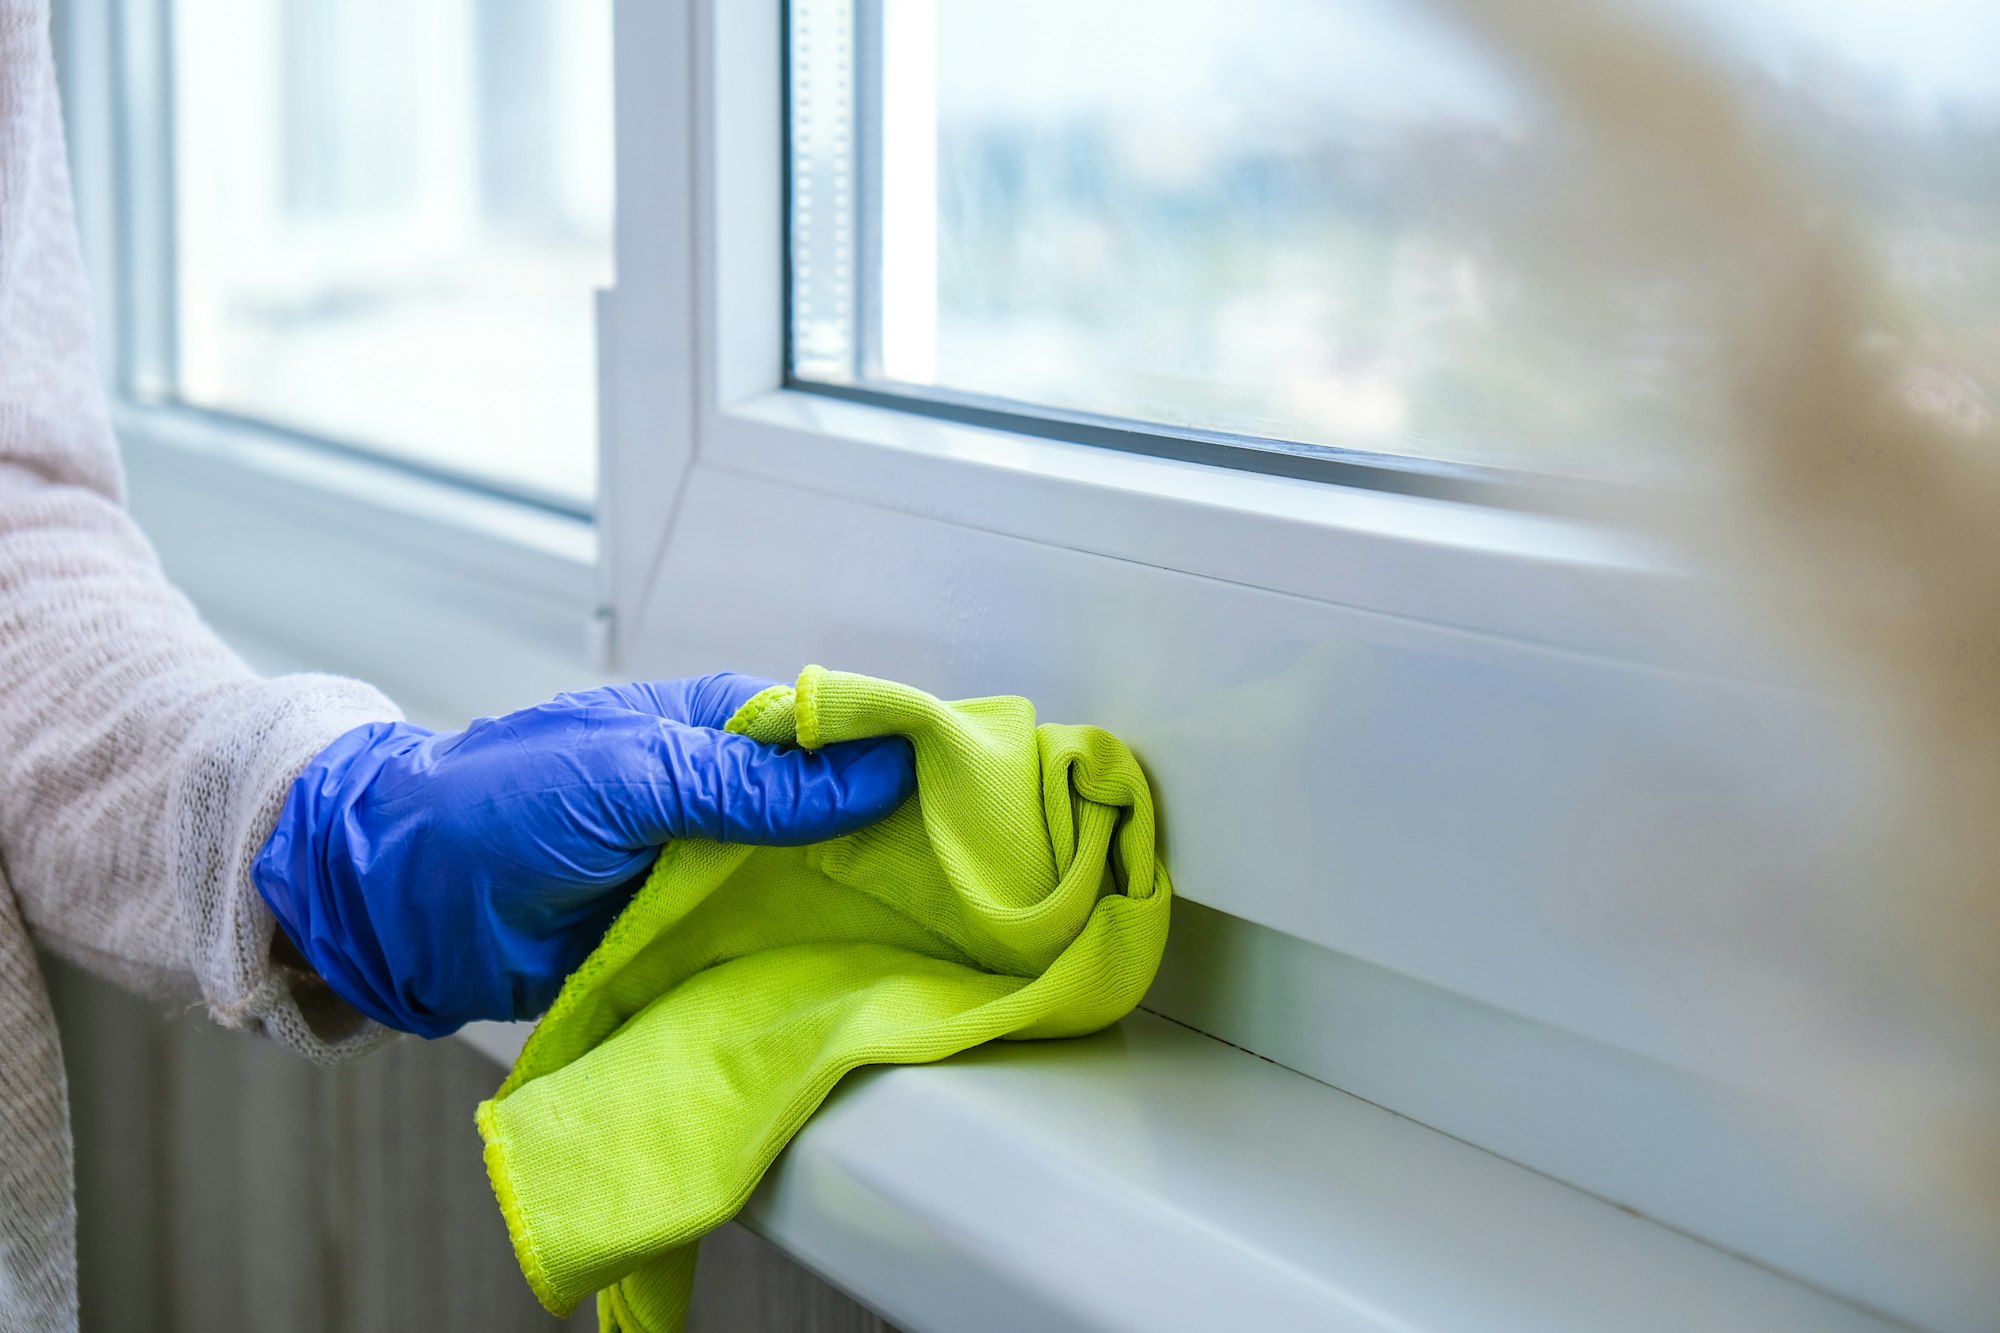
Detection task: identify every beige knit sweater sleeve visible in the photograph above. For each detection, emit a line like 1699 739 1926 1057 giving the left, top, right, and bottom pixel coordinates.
0 0 398 1061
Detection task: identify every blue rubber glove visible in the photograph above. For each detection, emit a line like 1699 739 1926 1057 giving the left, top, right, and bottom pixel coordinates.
253 673 915 1038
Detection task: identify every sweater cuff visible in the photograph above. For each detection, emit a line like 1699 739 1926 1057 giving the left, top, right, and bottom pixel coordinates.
169 673 405 1064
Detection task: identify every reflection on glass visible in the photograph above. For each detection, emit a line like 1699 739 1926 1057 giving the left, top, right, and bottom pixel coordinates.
790 0 2000 477
172 0 612 505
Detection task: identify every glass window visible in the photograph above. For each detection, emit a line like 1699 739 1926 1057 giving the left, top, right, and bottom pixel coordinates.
165 0 612 507
787 0 2000 481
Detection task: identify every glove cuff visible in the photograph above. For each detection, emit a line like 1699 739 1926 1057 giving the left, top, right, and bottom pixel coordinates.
252 719 457 1038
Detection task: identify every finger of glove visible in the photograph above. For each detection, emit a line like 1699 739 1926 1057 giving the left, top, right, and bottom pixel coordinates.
616 722 916 847
548 674 782 729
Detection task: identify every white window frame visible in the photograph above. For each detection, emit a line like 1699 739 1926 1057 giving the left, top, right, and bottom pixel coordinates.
601 1 1708 674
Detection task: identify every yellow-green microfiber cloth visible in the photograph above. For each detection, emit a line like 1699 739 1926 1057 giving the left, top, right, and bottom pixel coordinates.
475 666 1174 1330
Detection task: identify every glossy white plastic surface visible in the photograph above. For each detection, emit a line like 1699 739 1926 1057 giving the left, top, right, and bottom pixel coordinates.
457 1012 1892 1332
748 1012 1893 1333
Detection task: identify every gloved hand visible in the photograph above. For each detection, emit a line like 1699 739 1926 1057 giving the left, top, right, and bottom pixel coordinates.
252 673 915 1038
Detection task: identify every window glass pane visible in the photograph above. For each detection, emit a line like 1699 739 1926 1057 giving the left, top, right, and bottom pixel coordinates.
170 0 612 506
789 0 2000 479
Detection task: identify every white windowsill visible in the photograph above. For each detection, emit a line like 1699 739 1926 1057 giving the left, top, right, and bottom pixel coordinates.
458 1012 1895 1333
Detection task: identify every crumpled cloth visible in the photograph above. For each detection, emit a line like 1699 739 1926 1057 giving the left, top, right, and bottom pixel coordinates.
477 667 1173 1330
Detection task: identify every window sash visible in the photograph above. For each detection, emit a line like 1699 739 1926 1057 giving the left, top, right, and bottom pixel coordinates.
92 0 602 519
780 0 1527 501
